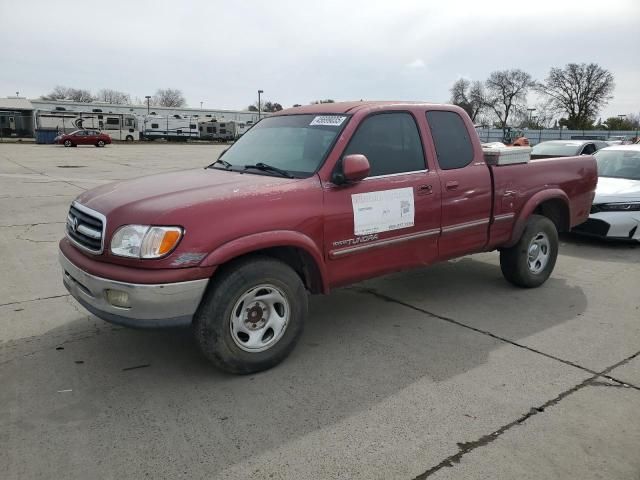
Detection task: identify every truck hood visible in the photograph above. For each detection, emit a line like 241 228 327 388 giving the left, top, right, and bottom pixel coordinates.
594 176 640 204
72 167 323 269
76 168 298 221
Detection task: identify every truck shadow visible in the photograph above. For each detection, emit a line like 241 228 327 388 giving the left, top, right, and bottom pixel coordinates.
3 256 587 477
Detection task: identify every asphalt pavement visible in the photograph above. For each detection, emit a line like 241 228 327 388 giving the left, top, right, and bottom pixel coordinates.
1 143 638 479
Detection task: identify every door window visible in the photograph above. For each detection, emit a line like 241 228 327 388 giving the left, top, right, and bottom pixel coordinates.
426 111 473 170
342 112 425 177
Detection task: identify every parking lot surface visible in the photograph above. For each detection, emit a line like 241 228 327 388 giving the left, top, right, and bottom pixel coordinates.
1 143 639 479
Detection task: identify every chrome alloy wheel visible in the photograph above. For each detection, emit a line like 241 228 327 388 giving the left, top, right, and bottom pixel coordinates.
527 232 550 274
230 284 290 352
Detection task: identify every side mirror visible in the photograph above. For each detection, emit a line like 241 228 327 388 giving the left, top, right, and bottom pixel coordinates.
333 154 370 185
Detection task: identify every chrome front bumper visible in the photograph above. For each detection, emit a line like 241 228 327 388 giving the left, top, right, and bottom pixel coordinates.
59 252 209 328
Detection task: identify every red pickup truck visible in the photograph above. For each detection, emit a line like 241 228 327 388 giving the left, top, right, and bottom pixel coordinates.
59 102 597 373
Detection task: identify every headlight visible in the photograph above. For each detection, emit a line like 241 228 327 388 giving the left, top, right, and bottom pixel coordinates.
598 202 640 212
110 225 183 258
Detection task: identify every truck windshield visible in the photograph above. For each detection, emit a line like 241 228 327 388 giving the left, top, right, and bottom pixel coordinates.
214 114 348 177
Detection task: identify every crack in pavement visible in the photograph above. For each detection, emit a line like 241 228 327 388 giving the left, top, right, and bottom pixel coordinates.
353 287 605 377
354 287 640 392
413 349 640 479
0 221 65 228
2 157 88 192
348 288 640 478
0 294 69 308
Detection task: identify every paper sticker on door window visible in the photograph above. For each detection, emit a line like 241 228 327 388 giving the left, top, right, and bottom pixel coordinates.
309 115 347 127
351 187 415 235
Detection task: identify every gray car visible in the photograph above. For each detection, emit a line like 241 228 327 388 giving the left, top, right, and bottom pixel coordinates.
531 140 609 159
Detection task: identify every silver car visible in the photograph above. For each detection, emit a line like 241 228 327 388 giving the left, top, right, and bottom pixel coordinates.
573 145 640 242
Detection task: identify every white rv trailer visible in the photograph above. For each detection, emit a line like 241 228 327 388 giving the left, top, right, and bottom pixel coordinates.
142 114 200 141
197 119 252 141
35 110 139 141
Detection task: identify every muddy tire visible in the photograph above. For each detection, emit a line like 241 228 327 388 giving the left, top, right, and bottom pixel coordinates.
193 256 307 374
500 214 558 288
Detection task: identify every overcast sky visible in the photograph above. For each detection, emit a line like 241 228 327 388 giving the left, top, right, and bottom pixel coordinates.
1 0 638 119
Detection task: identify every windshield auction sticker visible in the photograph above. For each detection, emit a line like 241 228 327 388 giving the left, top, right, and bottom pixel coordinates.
351 187 415 235
310 115 347 126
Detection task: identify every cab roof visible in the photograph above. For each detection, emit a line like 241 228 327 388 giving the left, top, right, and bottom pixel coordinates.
277 101 447 115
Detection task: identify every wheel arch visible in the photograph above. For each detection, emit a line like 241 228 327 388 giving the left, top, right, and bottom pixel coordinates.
505 189 570 247
200 231 328 294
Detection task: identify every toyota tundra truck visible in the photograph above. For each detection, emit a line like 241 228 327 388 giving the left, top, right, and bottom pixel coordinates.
59 102 597 373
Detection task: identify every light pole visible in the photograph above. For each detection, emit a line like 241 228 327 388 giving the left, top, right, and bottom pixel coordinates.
200 101 203 109
258 89 264 120
527 107 536 126
145 95 151 115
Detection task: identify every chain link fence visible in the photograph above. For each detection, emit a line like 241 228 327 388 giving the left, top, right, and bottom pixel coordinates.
476 127 640 145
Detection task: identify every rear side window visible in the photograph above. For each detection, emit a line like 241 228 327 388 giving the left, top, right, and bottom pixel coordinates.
426 111 473 170
343 112 425 176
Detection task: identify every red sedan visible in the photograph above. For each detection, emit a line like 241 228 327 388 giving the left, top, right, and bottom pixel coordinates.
55 130 112 147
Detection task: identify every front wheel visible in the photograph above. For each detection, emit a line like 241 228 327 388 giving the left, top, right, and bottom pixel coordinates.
500 214 559 288
193 256 307 374
97 140 105 147
64 140 72 147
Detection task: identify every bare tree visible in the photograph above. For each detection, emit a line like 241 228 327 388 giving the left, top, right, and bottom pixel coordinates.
450 79 485 122
485 69 535 134
42 86 94 102
536 63 614 130
41 85 69 100
95 89 131 104
152 88 186 107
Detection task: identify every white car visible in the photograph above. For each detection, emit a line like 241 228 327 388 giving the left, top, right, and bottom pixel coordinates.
573 145 640 242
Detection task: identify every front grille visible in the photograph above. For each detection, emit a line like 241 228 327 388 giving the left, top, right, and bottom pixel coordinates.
573 218 610 237
66 203 105 253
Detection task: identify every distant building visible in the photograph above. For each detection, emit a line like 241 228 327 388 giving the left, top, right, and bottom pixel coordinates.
31 99 259 123
0 97 35 137
0 97 260 138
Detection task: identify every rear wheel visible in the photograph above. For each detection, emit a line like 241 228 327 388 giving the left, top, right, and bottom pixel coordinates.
193 256 307 374
125 135 134 142
500 214 558 288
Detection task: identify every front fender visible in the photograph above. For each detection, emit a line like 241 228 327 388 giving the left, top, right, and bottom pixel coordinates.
505 189 570 247
200 230 328 291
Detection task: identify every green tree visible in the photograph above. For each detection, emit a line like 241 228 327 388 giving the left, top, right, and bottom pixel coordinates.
603 116 634 130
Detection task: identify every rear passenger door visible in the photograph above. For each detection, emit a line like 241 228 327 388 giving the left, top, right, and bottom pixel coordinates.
425 110 492 259
85 130 98 144
74 131 88 144
323 112 442 287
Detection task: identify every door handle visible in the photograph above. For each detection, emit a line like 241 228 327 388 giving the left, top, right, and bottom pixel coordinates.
445 181 459 190
417 184 433 195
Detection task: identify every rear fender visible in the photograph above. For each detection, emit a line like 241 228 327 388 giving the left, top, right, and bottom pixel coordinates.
200 230 328 293
505 189 570 247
